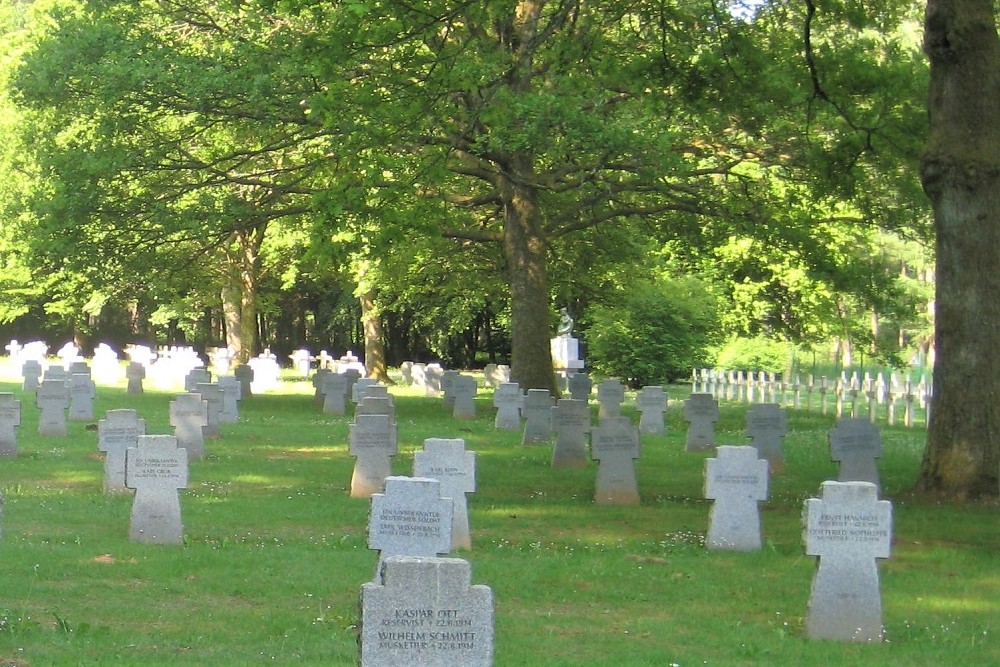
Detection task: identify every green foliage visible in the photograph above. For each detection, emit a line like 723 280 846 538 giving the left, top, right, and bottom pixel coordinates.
714 335 794 374
586 277 721 386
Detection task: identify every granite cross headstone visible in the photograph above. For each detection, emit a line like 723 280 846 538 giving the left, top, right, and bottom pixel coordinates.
0 393 21 457
636 385 667 434
321 372 349 415
492 383 522 430
217 375 242 423
596 378 626 420
413 438 476 550
193 382 224 439
566 373 592 403
170 392 209 460
745 403 788 475
67 373 96 421
98 409 146 493
704 445 769 551
550 398 590 469
683 393 719 452
350 414 397 499
368 476 454 575
591 416 641 505
804 480 892 641
828 418 882 491
451 375 478 420
521 389 554 445
36 378 69 437
21 359 42 392
126 361 146 394
125 435 188 545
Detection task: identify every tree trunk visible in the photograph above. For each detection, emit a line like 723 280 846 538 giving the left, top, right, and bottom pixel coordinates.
500 161 557 394
360 286 392 383
222 229 263 364
918 0 1000 498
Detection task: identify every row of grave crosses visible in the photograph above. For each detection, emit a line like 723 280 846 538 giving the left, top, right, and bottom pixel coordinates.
692 367 932 428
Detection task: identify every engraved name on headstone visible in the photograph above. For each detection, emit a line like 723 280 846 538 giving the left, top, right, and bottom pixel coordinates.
705 445 769 551
98 409 146 493
413 438 476 551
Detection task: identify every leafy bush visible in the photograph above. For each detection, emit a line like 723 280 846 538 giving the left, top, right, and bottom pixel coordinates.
585 277 721 387
713 336 793 374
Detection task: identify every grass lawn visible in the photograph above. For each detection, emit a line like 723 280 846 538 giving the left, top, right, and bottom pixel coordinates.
0 371 995 665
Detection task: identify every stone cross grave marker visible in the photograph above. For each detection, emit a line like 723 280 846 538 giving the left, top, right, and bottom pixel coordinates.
350 414 397 499
170 392 209 460
43 365 67 383
400 361 414 385
804 481 892 641
704 445 769 551
125 435 188 545
410 363 427 388
98 409 146 493
482 363 498 387
193 383 224 439
424 364 443 397
413 438 476 550
492 382 522 430
521 389 554 445
217 375 242 423
360 556 494 667
311 367 331 405
683 393 719 452
368 476 454 575
321 372 349 415
125 361 146 394
550 398 590 469
591 416 641 505
22 359 42 392
353 378 381 405
36 378 69 437
0 393 21 456
636 385 667 434
451 375 478 420
828 418 882 491
184 367 211 392
566 373 592 403
358 395 397 427
67 373 96 421
596 378 625 420
745 403 788 475
234 364 254 398
441 370 460 409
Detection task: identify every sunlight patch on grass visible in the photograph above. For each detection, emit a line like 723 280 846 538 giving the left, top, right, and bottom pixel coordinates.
264 446 344 459
911 595 999 614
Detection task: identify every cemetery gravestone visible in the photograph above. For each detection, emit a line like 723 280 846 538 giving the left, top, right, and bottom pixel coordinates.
368 476 454 575
357 396 397 427
550 398 590 469
413 438 476 550
21 359 42 392
636 385 667 434
410 364 427 388
683 393 719 452
92 344 121 385
566 373 592 403
400 361 414 385
353 378 381 405
126 361 146 394
521 389 554 445
441 370 460 409
591 416 641 505
804 481 892 641
312 368 332 405
360 556 494 667
0 393 20 456
234 364 254 398
125 435 188 545
193 383 224 438
828 418 882 491
596 378 625 420
321 373 349 415
217 375 242 423
482 363 498 388
704 446 769 551
36 379 69 437
98 409 146 493
350 414 397 498
745 403 788 475
424 364 443 397
451 375 478 420
184 368 211 392
492 383 522 431
170 392 209 460
67 373 97 421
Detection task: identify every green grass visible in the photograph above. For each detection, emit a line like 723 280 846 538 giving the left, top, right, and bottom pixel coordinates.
0 371 995 665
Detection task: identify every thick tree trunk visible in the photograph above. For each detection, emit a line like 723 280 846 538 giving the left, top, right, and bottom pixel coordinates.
360 287 392 383
222 229 262 365
918 0 1000 498
500 162 557 394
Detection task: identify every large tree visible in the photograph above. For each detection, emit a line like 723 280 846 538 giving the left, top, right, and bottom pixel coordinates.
918 0 1000 498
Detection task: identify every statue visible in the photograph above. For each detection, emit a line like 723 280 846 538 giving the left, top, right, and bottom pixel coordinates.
557 308 574 336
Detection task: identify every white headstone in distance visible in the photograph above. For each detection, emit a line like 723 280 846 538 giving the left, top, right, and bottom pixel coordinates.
400 361 414 385
745 403 788 475
368 476 454 575
683 393 719 452
596 378 626 420
125 361 146 394
413 438 476 551
360 556 494 667
67 373 96 421
590 416 641 505
350 414 397 499
36 379 69 437
0 393 21 457
550 398 590 469
704 445 769 551
98 409 146 493
451 375 478 420
521 389 554 445
804 481 892 641
91 343 122 385
424 364 443 397
410 363 427 388
636 386 667 434
492 383 522 430
21 359 42 393
170 392 209 460
483 363 498 388
828 418 882 491
440 370 460 409
125 435 188 544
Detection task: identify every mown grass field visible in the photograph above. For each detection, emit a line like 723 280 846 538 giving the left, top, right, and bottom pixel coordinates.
0 369 995 665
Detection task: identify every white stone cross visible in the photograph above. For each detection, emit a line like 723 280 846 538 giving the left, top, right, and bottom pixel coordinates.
125 435 189 545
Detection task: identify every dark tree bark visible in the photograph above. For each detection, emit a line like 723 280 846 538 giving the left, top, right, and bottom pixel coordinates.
918 0 1000 498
